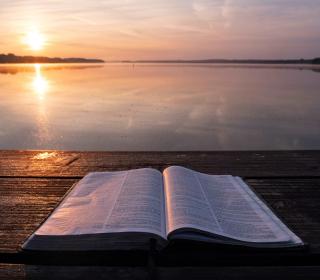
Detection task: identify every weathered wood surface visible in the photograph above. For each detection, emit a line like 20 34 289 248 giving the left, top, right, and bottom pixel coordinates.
1 264 320 280
0 150 320 276
0 178 77 254
0 150 319 177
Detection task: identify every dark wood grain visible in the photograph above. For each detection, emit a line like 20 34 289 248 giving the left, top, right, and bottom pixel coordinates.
1 264 320 280
0 178 77 253
0 150 319 177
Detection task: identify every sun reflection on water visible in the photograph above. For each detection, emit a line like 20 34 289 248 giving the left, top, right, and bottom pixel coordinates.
30 64 52 146
32 64 49 99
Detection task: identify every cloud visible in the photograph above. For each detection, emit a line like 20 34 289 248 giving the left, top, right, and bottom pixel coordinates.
192 0 230 29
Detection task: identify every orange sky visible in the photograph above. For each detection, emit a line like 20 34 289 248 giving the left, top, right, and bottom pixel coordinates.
1 0 320 60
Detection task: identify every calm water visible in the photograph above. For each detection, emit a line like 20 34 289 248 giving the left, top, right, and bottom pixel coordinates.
0 63 319 151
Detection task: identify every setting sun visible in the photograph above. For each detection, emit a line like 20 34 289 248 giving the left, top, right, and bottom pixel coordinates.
23 30 46 51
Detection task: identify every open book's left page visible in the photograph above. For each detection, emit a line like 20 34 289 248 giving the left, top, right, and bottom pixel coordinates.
23 168 166 250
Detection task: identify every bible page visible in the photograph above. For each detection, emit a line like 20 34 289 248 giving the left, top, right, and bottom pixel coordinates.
164 166 293 243
35 168 166 239
163 166 223 235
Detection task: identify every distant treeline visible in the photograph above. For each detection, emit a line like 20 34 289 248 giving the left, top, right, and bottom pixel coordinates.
1 53 319 64
0 53 104 63
120 58 320 64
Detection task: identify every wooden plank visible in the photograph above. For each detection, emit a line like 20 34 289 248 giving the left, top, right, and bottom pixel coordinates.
0 264 25 280
0 178 77 253
157 266 320 280
1 264 320 280
0 150 319 177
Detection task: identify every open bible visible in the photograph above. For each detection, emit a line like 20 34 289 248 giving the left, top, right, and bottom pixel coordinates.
22 166 303 251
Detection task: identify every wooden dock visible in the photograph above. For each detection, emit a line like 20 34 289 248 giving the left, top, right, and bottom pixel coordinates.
0 150 320 279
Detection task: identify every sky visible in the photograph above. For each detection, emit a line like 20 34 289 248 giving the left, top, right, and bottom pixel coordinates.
1 0 320 60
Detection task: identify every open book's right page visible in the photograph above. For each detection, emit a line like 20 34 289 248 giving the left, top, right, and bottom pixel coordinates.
163 166 302 246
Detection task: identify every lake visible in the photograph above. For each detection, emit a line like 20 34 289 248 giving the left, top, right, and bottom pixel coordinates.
0 63 319 151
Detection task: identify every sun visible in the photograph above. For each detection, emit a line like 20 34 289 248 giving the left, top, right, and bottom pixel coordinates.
23 30 46 51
